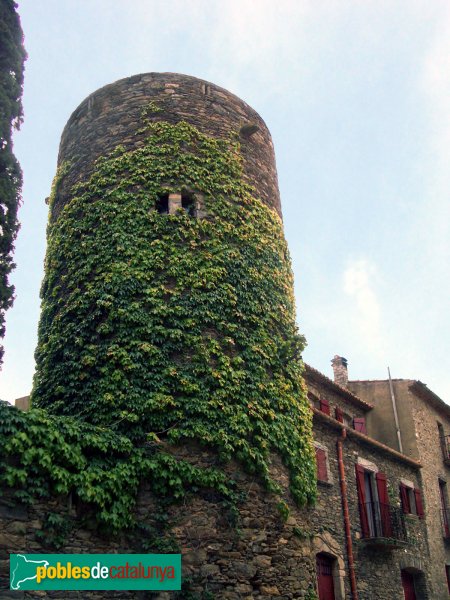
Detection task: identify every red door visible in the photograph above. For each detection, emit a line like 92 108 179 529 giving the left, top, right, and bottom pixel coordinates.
401 570 416 600
316 554 335 600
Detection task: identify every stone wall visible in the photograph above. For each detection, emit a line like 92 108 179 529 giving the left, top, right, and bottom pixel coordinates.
409 384 450 599
349 378 450 598
1 377 435 600
55 72 281 219
312 411 430 600
306 365 370 425
1 445 320 600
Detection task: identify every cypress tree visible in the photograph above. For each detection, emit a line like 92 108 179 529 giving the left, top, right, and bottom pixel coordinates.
0 0 26 365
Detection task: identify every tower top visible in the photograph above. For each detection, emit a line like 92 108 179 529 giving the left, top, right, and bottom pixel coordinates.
57 72 282 219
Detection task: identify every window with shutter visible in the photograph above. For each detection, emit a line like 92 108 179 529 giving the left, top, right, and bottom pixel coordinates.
319 397 330 415
335 406 343 423
414 488 424 518
376 472 392 537
315 447 328 482
355 464 370 537
400 481 423 517
400 483 411 514
440 480 449 537
353 417 367 434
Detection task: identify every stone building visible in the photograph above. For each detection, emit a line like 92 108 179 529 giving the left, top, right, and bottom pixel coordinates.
348 369 450 599
1 72 318 600
2 360 440 600
0 73 447 600
304 363 431 600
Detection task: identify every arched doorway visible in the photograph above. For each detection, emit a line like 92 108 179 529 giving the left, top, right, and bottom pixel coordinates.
316 553 336 600
401 570 417 600
400 562 429 600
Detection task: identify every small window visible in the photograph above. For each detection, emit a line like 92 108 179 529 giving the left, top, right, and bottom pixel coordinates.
181 194 195 217
315 447 328 482
156 194 169 214
438 422 450 461
319 397 330 416
446 565 450 594
400 483 423 517
342 412 352 428
440 479 450 537
353 417 367 434
315 444 331 484
335 406 344 423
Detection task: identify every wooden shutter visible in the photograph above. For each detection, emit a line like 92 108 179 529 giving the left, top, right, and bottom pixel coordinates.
315 448 328 482
355 464 370 537
376 472 392 537
319 397 330 415
414 488 424 518
353 417 367 434
335 406 344 423
400 483 410 514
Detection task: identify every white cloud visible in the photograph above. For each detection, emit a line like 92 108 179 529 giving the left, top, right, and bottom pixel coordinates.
343 259 385 358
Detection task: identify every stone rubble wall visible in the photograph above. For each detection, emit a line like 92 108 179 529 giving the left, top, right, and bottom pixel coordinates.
55 72 282 220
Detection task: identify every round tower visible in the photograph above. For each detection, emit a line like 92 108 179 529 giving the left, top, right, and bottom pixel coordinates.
32 73 315 507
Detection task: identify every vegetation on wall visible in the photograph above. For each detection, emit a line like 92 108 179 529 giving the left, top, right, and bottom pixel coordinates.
0 400 237 531
0 0 26 365
1 114 316 531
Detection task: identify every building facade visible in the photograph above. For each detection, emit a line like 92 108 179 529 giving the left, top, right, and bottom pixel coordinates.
349 374 450 598
305 363 431 600
0 72 448 599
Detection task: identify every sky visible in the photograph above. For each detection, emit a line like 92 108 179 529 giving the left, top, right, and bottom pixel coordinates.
1 0 449 404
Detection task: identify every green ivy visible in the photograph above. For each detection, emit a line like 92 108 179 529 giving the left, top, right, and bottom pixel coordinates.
0 401 239 531
1 117 315 531
35 511 73 549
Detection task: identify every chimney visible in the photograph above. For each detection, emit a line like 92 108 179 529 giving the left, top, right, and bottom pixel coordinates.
15 395 30 411
331 355 348 387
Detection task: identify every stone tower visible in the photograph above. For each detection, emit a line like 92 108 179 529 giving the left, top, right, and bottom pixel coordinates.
32 73 315 528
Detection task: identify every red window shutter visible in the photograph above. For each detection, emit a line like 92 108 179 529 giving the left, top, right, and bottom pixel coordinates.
335 406 344 423
355 464 370 537
400 483 410 514
353 417 367 434
376 471 392 537
319 397 330 415
414 488 424 518
315 448 328 481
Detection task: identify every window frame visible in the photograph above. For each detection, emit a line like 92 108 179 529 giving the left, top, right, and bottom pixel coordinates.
314 442 332 485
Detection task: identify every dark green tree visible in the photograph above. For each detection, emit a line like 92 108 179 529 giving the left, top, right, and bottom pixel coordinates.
0 0 26 365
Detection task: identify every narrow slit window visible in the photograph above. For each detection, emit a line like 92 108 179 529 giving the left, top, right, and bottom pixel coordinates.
156 194 169 214
182 194 195 217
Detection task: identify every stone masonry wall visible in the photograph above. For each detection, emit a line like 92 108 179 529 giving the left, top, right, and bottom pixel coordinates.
349 378 450 598
312 413 430 600
408 384 450 599
1 384 433 600
55 72 281 219
1 447 319 600
308 378 368 423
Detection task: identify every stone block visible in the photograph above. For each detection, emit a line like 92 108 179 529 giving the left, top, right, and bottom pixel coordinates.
260 585 281 595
